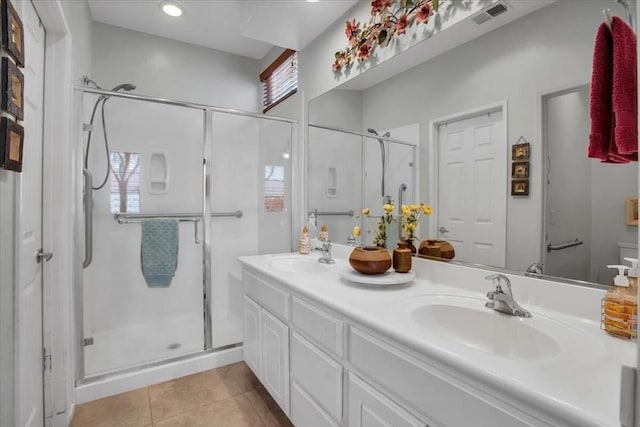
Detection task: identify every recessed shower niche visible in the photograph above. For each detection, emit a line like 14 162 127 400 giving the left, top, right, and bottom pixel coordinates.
148 151 169 194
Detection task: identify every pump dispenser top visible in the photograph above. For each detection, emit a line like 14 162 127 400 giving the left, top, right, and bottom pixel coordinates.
607 265 629 286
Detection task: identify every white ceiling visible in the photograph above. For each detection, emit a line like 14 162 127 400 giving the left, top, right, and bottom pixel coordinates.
88 0 358 60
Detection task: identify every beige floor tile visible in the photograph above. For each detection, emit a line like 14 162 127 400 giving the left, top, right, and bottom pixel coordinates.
244 386 293 427
70 387 151 427
219 361 261 393
155 394 264 427
149 368 242 422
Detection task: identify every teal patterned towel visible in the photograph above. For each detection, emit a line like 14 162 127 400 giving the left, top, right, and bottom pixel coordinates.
141 219 178 288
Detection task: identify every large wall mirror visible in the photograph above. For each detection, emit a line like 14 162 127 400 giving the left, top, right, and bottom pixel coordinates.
307 0 638 288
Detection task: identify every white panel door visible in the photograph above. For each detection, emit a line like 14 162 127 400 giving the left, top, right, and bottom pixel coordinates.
438 110 506 267
347 373 425 427
260 308 290 415
243 296 261 376
15 2 46 426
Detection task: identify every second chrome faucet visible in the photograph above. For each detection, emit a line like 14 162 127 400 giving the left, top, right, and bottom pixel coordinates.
485 274 532 318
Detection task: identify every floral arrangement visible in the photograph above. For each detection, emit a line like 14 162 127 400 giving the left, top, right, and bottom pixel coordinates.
357 203 396 247
333 0 441 73
401 203 432 242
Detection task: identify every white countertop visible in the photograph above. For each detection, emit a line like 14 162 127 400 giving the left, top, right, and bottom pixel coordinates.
238 246 636 427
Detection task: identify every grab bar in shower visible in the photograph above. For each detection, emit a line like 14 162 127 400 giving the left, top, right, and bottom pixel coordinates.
114 211 243 245
114 211 244 223
308 209 354 217
83 169 93 269
546 238 584 252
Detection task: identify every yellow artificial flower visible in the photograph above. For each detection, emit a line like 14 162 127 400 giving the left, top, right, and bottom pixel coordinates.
362 208 370 216
422 204 433 215
383 203 394 213
410 204 420 212
401 205 411 216
353 226 361 237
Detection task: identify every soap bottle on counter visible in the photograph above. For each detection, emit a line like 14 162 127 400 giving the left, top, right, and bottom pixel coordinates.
298 227 310 254
602 265 637 341
624 257 639 291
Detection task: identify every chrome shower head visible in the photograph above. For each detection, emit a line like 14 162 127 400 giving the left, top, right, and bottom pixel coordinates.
367 128 378 135
111 83 136 92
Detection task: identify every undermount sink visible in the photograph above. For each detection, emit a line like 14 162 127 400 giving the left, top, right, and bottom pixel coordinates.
267 255 337 274
408 296 562 360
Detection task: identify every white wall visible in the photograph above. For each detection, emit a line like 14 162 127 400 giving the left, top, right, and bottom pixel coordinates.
92 22 260 111
360 0 631 271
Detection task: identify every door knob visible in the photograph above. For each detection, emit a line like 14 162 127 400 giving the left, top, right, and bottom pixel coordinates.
439 226 449 234
36 249 53 263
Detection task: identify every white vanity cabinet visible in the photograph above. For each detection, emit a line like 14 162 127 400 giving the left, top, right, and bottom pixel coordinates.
242 271 290 415
241 265 560 427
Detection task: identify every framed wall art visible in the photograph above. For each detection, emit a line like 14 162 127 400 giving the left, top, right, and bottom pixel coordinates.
511 161 529 179
511 180 529 196
512 136 530 161
0 116 23 172
1 0 24 67
625 196 638 226
1 56 23 119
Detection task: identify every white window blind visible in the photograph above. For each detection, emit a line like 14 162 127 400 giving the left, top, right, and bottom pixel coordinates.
261 50 297 113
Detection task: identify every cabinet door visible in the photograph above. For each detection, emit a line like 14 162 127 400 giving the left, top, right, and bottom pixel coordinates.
243 296 261 376
348 373 426 427
261 308 290 415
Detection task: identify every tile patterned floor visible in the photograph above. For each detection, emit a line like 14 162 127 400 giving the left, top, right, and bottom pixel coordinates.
71 362 294 427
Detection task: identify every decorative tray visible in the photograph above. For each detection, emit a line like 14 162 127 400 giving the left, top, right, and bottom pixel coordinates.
339 269 416 286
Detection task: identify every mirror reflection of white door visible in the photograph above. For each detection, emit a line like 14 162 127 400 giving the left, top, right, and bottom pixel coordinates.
435 108 506 267
16 2 47 426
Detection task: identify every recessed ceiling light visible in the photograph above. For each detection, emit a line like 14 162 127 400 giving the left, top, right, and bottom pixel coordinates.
161 1 183 17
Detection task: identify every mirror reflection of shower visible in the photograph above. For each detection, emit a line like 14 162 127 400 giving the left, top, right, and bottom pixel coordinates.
367 128 391 203
82 76 137 190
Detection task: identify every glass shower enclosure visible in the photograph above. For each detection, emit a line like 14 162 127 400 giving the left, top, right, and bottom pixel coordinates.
77 88 295 381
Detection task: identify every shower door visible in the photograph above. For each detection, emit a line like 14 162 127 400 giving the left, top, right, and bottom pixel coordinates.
208 112 293 349
81 96 206 377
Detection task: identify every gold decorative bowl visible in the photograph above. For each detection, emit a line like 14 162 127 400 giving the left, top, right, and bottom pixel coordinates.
349 246 392 275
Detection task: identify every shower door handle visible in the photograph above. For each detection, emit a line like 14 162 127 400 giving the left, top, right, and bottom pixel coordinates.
439 226 449 234
83 168 93 268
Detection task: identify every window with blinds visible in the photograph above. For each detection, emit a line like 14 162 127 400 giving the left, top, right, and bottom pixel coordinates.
260 49 297 113
110 152 141 214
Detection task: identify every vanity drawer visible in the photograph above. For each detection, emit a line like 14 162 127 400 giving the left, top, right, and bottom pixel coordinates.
348 326 531 427
243 271 289 320
291 332 342 422
291 296 343 357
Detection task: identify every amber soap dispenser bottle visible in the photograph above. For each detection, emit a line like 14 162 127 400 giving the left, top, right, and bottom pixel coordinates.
602 265 637 341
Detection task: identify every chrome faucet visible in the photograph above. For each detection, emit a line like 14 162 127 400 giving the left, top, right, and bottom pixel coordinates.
316 237 335 264
525 262 543 277
484 274 532 318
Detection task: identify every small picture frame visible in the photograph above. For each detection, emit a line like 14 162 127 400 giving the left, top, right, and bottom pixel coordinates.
0 116 23 172
1 0 24 67
1 56 23 119
625 196 638 226
511 180 529 196
512 142 530 161
511 161 529 179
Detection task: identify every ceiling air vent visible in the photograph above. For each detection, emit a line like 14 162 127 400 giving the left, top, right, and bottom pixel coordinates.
471 2 508 25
